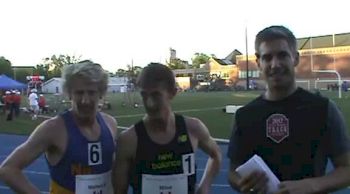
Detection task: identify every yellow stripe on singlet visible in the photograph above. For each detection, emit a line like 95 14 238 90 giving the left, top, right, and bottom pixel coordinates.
49 180 74 194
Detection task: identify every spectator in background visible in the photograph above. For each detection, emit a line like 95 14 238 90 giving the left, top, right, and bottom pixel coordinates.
0 91 4 114
38 94 48 114
28 89 39 120
2 91 10 115
2 91 7 115
13 91 21 117
9 90 17 119
6 91 15 121
342 81 348 92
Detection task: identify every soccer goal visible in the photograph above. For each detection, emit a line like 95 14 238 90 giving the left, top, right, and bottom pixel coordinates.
314 79 350 90
296 80 310 90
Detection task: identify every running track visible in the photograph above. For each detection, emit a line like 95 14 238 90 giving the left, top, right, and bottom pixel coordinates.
0 134 348 194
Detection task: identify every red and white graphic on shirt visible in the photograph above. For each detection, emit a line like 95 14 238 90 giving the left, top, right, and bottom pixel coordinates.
266 114 289 143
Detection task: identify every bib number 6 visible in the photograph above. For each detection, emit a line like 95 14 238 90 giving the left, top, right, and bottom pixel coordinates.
88 142 102 165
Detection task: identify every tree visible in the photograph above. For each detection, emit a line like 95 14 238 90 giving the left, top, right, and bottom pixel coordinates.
0 56 13 77
115 65 143 78
34 64 49 79
40 54 81 79
133 66 143 75
167 58 187 70
15 68 34 83
191 53 210 68
115 68 127 77
126 65 143 84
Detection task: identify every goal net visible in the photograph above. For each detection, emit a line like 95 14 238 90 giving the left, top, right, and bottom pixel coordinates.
296 80 310 90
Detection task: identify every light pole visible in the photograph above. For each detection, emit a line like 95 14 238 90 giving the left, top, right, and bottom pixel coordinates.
245 25 249 90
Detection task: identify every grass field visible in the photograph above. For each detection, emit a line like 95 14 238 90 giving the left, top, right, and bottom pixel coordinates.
0 90 349 139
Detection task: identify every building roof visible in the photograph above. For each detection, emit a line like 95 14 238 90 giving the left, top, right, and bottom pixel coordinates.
298 32 350 50
225 49 242 64
12 66 35 69
43 78 64 86
212 57 234 66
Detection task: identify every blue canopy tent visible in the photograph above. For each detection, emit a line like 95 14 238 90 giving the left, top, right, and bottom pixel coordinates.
0 74 26 90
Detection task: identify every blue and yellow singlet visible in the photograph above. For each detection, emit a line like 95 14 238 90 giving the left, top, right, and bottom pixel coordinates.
46 111 115 194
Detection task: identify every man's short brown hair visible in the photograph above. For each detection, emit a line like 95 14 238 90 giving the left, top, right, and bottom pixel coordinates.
136 63 176 91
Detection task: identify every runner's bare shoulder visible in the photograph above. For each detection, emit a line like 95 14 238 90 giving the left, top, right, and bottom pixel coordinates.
117 125 137 159
31 115 63 135
100 112 118 138
182 116 209 150
183 116 208 137
25 115 66 152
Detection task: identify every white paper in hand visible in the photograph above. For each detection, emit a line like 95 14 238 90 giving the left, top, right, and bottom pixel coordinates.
235 154 280 194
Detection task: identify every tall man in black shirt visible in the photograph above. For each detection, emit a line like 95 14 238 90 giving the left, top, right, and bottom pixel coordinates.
227 25 350 194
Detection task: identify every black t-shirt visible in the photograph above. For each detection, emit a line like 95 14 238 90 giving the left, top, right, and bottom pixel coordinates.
227 87 350 180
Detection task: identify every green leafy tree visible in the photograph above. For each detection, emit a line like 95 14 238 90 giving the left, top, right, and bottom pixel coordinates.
115 68 127 77
191 53 210 68
0 56 13 77
15 68 34 83
34 64 49 80
126 65 143 84
40 54 81 79
167 58 187 70
133 66 143 75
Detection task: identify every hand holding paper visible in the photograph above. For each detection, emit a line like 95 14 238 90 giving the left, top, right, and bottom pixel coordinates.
235 154 280 194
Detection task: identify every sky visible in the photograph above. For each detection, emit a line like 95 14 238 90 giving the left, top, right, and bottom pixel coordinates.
0 0 349 72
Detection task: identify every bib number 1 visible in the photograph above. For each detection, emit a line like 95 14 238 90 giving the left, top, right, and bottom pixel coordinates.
182 153 195 175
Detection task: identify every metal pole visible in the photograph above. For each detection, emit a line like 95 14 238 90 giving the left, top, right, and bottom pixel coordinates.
13 67 16 80
333 34 336 70
332 34 340 98
310 37 314 71
245 25 249 90
337 72 342 99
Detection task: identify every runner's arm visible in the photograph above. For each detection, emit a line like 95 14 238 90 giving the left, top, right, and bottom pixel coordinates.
300 101 350 193
0 119 55 194
190 118 222 194
113 127 136 194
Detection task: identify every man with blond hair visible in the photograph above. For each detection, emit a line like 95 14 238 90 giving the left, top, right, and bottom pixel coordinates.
0 60 118 194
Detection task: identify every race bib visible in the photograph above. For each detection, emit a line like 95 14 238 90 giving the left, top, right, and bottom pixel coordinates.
142 174 188 194
182 153 195 175
75 171 113 194
88 142 102 166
